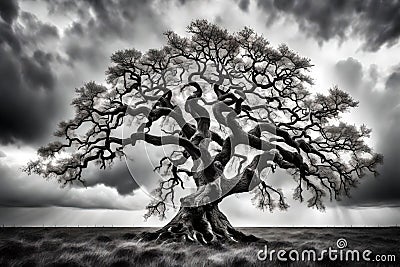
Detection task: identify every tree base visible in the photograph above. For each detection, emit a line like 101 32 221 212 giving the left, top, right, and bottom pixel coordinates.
139 204 262 245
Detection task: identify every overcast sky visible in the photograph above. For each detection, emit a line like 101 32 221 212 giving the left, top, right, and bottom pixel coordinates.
1 0 400 227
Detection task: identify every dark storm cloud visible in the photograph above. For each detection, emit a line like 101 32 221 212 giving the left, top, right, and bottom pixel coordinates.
0 8 62 145
18 11 59 44
0 160 140 210
84 161 140 195
21 50 56 90
0 0 19 24
255 0 400 51
0 21 21 52
385 69 400 91
334 57 400 207
0 44 59 144
237 0 250 12
45 0 165 64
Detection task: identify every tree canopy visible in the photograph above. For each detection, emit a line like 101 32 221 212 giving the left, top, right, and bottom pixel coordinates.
26 20 383 220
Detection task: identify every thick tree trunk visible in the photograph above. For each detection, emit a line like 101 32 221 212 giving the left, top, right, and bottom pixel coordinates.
140 203 260 244
140 152 265 244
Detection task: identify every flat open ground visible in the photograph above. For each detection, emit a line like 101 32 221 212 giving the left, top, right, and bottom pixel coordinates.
0 227 398 266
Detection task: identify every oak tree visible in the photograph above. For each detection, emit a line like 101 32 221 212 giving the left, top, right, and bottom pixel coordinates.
26 20 382 243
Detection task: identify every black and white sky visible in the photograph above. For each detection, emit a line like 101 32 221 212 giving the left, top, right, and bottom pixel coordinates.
0 0 400 226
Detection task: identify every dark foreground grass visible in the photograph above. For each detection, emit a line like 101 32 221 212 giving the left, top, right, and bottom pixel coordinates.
0 227 398 266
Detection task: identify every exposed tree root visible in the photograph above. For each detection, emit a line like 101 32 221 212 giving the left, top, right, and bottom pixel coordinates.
138 204 262 245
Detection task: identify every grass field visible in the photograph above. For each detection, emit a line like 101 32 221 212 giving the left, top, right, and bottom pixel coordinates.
0 227 398 266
